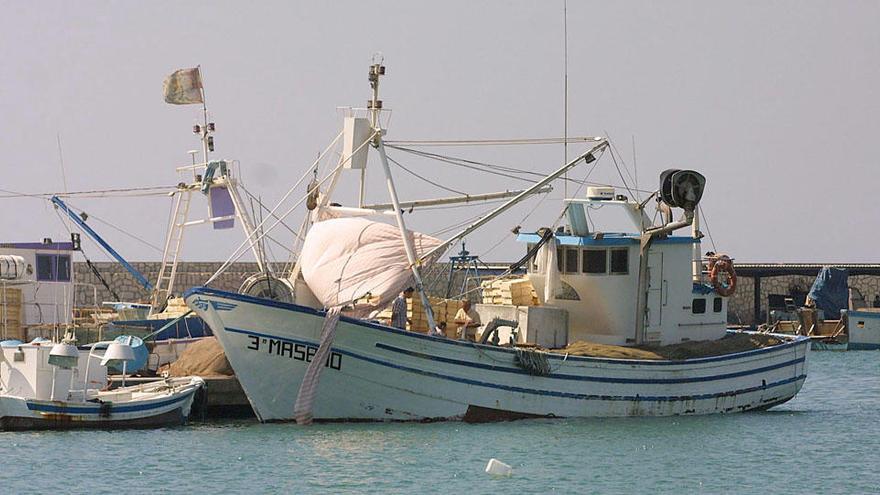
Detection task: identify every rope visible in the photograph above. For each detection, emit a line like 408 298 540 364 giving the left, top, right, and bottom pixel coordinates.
83 253 120 301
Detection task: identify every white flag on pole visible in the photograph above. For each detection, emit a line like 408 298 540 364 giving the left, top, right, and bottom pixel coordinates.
163 67 204 105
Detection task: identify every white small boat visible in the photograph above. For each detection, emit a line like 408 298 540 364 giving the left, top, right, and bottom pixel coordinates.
184 63 810 423
0 339 203 430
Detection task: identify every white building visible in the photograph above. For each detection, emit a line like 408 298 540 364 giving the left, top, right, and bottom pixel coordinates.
0 240 75 334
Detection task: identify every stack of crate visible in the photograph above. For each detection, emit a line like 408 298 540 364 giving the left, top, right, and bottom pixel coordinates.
375 296 460 333
480 277 539 306
1 287 24 340
408 296 459 333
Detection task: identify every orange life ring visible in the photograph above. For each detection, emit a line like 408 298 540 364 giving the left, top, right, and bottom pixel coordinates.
709 255 737 296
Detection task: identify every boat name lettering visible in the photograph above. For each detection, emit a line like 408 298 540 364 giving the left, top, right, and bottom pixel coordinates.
246 335 342 370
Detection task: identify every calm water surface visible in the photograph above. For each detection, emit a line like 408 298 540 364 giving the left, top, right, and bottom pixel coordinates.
2 351 878 494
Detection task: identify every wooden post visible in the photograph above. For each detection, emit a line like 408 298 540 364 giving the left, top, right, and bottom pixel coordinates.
753 276 762 327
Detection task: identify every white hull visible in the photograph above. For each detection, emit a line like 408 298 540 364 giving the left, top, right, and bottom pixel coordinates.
186 288 809 422
0 377 203 430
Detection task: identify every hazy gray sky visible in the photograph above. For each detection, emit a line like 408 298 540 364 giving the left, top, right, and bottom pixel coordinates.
1 1 878 265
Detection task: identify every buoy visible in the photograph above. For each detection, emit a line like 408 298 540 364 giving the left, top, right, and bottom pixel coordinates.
485 458 513 477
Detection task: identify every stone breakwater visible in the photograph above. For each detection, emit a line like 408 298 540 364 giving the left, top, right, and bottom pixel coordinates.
73 261 271 306
726 274 880 326
72 262 880 327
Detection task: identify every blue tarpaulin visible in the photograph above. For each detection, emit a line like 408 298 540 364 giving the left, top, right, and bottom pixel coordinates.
808 267 849 318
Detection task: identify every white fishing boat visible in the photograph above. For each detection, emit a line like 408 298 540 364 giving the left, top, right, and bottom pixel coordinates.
185 63 809 423
46 67 291 371
0 339 203 430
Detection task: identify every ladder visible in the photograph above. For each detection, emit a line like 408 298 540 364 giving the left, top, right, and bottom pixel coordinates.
152 188 193 311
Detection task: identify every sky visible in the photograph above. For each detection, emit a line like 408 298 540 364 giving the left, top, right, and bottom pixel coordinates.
1 1 878 265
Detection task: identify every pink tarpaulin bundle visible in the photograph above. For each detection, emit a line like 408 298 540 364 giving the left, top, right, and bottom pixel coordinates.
299 217 442 314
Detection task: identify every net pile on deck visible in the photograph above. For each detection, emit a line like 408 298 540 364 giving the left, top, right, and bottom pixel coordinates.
161 337 233 377
553 333 783 360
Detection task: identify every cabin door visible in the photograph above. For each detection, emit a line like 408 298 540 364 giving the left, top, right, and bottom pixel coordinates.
646 251 664 335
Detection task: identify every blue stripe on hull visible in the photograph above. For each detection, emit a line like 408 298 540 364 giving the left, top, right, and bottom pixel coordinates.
25 391 192 415
847 343 880 350
374 342 806 384
222 326 805 403
185 286 809 366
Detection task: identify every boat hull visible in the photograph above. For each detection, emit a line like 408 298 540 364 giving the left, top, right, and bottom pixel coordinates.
185 287 810 422
0 378 203 431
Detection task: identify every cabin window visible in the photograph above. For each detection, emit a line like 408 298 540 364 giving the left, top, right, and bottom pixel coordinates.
564 247 579 273
35 254 71 282
557 247 564 272
610 248 629 275
692 298 706 314
582 249 607 274
713 297 723 313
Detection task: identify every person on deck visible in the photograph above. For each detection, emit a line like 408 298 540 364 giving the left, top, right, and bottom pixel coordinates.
391 287 414 329
873 295 880 308
454 299 481 341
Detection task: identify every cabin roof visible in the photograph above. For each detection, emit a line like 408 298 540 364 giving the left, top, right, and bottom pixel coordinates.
516 233 697 246
0 242 74 251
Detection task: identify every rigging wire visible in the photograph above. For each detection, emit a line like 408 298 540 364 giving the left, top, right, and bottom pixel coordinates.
550 148 605 229
480 191 550 257
606 143 638 203
416 198 508 213
58 199 164 253
0 185 176 200
605 132 641 202
699 205 718 253
206 130 370 286
386 145 537 184
383 136 602 146
385 153 467 195
385 143 655 194
428 207 498 237
238 183 300 238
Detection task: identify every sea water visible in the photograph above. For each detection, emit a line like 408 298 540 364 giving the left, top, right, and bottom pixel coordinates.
3 351 878 494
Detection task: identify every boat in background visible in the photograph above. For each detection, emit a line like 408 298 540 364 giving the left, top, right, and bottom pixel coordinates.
186 63 809 423
0 338 203 430
44 70 295 370
762 267 880 350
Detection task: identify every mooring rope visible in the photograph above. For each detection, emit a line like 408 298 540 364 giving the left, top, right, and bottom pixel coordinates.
514 347 551 376
293 306 341 425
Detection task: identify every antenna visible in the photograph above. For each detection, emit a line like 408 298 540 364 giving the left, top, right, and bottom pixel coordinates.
368 53 386 129
631 135 638 194
365 55 386 206
563 0 569 199
190 66 214 167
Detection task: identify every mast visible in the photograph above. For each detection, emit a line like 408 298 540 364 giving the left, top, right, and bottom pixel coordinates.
369 62 439 334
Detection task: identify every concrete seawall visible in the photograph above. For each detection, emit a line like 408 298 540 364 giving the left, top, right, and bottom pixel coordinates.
73 262 880 327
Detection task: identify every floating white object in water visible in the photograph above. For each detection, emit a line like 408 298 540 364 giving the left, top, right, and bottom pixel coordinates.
485 458 513 477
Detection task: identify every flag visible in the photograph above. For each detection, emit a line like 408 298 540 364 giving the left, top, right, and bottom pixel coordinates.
163 67 203 105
